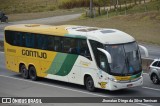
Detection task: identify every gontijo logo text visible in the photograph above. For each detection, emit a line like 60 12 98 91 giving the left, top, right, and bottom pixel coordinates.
22 49 47 59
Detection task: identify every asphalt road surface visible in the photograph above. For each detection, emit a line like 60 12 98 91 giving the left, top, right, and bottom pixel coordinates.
0 52 160 106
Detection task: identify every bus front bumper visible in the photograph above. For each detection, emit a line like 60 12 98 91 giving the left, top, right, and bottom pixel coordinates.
108 76 143 91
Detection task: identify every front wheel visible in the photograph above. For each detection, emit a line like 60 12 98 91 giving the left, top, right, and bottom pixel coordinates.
85 76 95 92
20 65 29 79
29 66 38 81
151 74 160 84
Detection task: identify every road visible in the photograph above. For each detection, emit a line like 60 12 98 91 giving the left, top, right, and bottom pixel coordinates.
0 52 160 106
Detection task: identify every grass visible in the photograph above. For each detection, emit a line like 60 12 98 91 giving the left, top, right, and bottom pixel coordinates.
56 11 160 45
0 0 131 14
54 0 160 45
116 0 160 15
0 0 58 14
82 0 160 18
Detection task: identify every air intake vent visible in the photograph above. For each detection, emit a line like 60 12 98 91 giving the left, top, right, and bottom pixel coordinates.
25 24 40 27
77 28 98 32
100 30 115 33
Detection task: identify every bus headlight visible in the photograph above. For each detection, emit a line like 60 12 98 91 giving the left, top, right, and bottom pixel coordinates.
108 77 118 82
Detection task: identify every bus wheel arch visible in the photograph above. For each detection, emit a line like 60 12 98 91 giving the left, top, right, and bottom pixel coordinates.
19 63 29 79
28 65 38 81
84 74 95 92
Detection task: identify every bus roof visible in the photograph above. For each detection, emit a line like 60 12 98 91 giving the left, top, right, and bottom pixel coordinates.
5 24 135 44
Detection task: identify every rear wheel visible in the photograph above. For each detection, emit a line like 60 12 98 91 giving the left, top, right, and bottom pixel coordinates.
29 66 38 81
151 74 160 84
85 76 95 92
20 65 29 79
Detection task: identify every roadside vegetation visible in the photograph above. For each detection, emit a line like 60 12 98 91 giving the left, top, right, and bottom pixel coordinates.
56 0 160 45
0 0 154 14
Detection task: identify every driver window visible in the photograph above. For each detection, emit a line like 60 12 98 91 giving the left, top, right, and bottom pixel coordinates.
97 50 109 73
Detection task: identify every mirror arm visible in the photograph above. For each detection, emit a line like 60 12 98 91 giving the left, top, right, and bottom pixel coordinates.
97 48 112 63
139 45 149 57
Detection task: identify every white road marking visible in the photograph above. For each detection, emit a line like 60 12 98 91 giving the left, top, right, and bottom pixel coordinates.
137 103 153 106
142 87 160 91
141 57 154 60
0 51 4 53
143 73 149 75
0 75 153 106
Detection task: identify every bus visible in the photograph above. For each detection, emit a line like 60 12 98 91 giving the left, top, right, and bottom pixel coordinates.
4 24 149 91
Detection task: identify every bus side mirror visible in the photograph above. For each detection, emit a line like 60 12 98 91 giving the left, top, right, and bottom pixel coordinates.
138 45 149 57
97 48 112 63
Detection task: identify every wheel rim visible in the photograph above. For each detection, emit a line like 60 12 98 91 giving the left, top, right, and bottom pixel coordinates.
22 66 27 77
152 75 158 83
30 70 34 78
87 79 93 90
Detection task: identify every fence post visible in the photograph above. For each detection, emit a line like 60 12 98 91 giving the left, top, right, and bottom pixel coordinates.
93 8 96 18
144 5 148 12
107 9 109 18
125 8 127 15
157 6 160 11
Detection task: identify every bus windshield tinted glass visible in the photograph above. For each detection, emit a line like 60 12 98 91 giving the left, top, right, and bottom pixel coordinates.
105 42 141 76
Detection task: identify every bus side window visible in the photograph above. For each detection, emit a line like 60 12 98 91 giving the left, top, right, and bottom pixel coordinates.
5 30 14 45
69 38 78 54
47 36 55 51
97 50 109 73
13 32 24 47
62 37 71 53
79 39 91 60
90 40 109 72
25 33 34 48
41 35 48 50
15 32 18 45
35 34 47 50
13 32 19 46
54 37 61 52
62 37 77 54
36 34 41 49
18 32 26 47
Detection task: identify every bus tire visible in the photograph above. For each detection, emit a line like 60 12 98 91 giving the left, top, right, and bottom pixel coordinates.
85 76 95 92
20 64 29 79
29 66 38 81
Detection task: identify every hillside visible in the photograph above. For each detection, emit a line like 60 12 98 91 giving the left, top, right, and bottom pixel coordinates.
56 0 160 45
0 0 58 14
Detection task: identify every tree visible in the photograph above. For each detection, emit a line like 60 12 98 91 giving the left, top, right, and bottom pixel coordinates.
134 0 137 5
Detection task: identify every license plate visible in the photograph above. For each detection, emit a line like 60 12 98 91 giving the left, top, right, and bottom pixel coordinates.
127 84 133 87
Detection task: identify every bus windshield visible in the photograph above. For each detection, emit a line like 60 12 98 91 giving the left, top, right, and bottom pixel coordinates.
105 42 142 76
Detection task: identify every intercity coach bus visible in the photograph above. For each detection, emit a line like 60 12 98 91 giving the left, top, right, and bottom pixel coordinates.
4 24 149 91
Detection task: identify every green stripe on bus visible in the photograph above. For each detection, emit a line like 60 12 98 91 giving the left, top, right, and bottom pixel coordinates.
55 54 78 76
130 72 141 80
46 53 67 75
46 53 78 76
